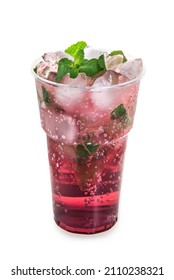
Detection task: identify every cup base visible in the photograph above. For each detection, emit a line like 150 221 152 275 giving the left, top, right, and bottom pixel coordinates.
52 192 119 234
54 217 118 234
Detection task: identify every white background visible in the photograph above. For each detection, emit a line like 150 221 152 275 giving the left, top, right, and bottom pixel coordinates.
0 0 174 279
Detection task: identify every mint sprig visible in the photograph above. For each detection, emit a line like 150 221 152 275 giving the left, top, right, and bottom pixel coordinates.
65 41 87 57
109 50 127 62
56 41 106 82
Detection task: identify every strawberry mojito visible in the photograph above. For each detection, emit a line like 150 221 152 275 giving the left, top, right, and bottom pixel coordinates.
32 41 143 234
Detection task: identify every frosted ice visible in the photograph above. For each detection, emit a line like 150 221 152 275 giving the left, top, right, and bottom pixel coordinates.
47 72 57 82
61 73 92 87
41 108 78 144
91 88 122 110
42 51 73 63
105 54 123 71
84 47 108 59
91 71 122 110
92 70 120 87
36 61 57 79
36 51 73 79
52 73 91 113
117 58 143 79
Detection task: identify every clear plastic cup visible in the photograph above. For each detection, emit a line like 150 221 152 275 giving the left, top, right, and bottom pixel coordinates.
32 56 143 234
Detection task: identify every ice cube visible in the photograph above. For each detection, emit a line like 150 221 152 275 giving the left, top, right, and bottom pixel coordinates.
105 54 123 71
36 61 57 79
41 107 78 144
91 88 122 111
92 70 120 87
117 58 143 79
118 74 129 84
61 73 92 87
52 73 91 114
42 51 73 63
47 72 57 82
91 71 122 110
84 47 108 59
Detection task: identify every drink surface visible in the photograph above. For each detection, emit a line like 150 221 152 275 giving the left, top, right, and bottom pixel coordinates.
33 43 143 233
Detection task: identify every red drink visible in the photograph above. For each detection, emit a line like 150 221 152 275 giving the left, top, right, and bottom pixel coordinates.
32 42 143 233
48 135 127 233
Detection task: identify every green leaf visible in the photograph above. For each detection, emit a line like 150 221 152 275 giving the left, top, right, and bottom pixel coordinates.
111 104 127 119
79 58 101 76
33 66 37 73
65 41 87 57
56 58 73 82
98 54 106 70
74 49 85 66
86 142 99 154
42 86 51 104
70 67 79 78
78 55 106 77
110 104 130 128
76 142 99 160
109 50 127 62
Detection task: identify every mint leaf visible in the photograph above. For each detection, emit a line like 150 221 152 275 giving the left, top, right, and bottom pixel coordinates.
79 55 106 77
76 142 99 160
74 49 85 66
86 142 100 154
65 41 87 57
76 144 90 159
109 50 127 62
111 104 130 128
79 59 101 76
111 104 127 119
98 54 106 70
70 67 78 78
56 58 73 82
33 66 37 73
42 86 51 104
